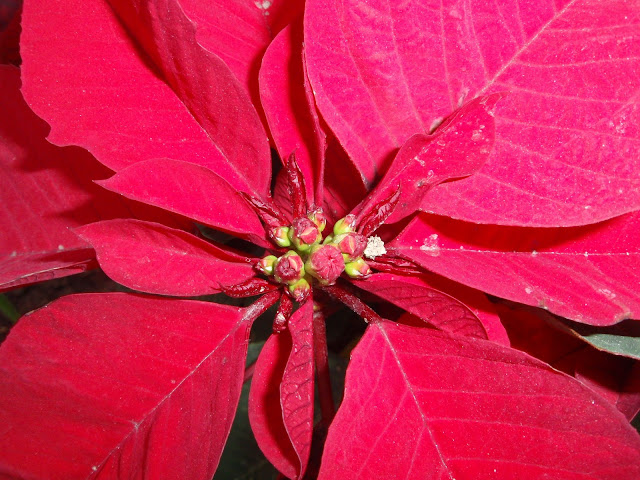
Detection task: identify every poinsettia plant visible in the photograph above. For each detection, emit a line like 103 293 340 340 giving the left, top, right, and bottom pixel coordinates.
1 0 640 478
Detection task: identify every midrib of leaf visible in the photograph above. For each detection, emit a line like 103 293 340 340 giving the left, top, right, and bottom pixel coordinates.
438 0 454 109
85 295 283 479
88 318 247 478
386 0 427 133
377 323 455 480
477 0 577 96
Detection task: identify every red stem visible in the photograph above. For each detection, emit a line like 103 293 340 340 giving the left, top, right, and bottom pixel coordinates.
243 289 281 322
240 290 281 383
321 284 383 324
312 306 336 425
273 292 293 333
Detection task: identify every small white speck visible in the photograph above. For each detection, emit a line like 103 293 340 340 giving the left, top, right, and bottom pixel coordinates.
92 466 98 472
584 252 589 257
254 0 272 10
598 288 616 300
10 251 17 257
531 250 538 257
58 245 64 251
525 287 533 294
584 205 591 210
419 234 440 257
364 236 386 259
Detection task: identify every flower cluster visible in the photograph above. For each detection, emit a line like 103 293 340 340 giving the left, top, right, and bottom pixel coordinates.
257 208 372 299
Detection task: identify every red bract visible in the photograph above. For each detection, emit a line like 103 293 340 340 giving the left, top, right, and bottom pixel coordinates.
1 0 639 479
0 65 185 292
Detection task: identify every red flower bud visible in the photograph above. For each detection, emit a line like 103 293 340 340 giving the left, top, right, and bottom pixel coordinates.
290 217 321 251
335 232 367 261
305 244 344 285
274 251 305 284
271 226 292 247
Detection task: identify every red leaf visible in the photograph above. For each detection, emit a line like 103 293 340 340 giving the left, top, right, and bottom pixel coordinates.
391 212 640 325
177 0 304 106
305 0 640 226
319 321 640 479
249 300 315 479
0 253 96 293
21 0 270 198
0 293 256 479
249 332 296 478
497 303 640 422
273 167 294 222
285 153 310 218
321 138 369 222
107 0 271 198
260 20 325 205
573 351 640 422
99 158 267 243
0 65 134 290
355 273 508 345
19 0 207 171
357 94 500 224
281 300 315 479
76 219 255 296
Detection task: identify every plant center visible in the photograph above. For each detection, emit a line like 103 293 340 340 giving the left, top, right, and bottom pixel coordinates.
257 211 373 300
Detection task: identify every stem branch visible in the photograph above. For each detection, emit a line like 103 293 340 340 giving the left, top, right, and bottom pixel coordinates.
321 284 383 324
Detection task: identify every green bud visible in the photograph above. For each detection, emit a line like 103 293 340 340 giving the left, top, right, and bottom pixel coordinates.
333 214 357 236
308 207 327 233
256 255 278 276
288 278 311 302
272 226 292 247
288 217 321 252
345 257 372 279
